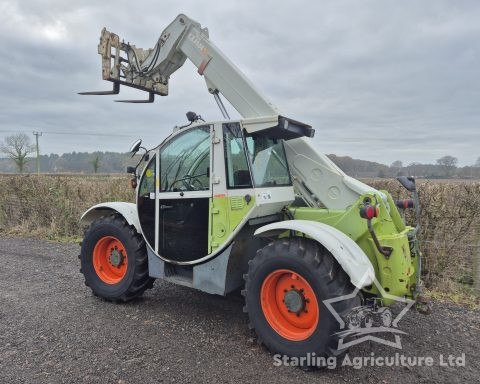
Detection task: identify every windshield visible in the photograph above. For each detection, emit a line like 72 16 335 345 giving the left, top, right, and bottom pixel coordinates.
160 126 210 191
245 135 291 187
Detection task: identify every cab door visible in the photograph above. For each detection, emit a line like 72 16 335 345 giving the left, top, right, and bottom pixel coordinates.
208 122 256 254
155 125 212 263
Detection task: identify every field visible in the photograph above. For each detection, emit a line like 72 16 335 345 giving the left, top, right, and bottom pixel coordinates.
0 174 479 301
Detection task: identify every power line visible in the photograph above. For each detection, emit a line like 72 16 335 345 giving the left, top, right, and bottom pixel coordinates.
0 130 132 137
0 129 158 138
32 131 43 174
36 131 135 137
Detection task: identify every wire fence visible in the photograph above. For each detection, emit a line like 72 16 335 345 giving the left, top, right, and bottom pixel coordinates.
419 240 480 294
368 179 480 296
0 175 479 296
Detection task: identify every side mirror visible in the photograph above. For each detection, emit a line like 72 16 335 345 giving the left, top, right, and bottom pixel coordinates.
186 111 198 122
397 176 416 192
129 139 142 155
126 166 136 174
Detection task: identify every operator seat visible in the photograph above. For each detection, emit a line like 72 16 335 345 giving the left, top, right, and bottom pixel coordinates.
233 170 251 187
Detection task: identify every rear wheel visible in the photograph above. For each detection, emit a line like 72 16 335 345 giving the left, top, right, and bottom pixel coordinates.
80 215 154 302
243 238 360 368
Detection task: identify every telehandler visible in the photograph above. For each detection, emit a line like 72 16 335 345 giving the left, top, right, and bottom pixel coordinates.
79 14 427 363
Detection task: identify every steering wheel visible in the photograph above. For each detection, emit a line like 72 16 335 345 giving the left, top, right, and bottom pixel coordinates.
169 174 206 191
169 178 189 191
185 174 205 190
190 177 205 190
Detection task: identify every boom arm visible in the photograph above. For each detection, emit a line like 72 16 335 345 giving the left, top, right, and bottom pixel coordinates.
92 14 279 118
83 13 383 210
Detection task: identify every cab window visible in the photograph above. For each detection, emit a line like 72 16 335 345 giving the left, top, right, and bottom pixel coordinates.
223 123 252 189
137 155 156 248
139 157 156 197
160 126 210 192
245 135 291 187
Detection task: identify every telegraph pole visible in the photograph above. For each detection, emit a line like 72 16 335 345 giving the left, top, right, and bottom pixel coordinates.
32 131 43 174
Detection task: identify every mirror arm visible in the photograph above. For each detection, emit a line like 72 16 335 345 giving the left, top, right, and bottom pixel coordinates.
133 148 152 179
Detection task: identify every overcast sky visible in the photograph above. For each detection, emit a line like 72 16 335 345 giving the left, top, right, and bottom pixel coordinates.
0 0 479 166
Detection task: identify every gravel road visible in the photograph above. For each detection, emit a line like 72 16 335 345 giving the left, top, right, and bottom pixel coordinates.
0 235 478 383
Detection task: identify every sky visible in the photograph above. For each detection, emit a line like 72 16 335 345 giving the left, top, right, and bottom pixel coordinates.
0 0 479 166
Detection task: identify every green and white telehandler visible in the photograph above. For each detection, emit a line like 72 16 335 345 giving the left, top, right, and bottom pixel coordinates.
79 14 428 363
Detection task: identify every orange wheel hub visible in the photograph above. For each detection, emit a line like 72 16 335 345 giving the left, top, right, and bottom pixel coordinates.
92 236 128 284
260 269 319 341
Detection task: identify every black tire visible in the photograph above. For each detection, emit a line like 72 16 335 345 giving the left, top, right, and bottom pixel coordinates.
242 237 360 367
80 214 154 302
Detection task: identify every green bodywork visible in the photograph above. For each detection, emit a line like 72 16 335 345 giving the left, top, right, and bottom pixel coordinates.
207 191 418 304
289 191 418 304
208 196 256 253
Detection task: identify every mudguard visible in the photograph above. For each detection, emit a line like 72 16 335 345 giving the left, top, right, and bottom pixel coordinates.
80 202 141 233
254 220 375 288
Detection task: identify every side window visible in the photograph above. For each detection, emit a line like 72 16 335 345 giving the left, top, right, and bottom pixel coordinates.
160 126 210 192
223 123 252 189
245 136 291 187
139 156 156 197
137 155 156 248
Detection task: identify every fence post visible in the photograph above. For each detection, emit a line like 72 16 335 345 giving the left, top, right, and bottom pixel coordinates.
475 226 480 293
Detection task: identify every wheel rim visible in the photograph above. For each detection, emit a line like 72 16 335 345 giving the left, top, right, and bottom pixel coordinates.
92 236 128 284
260 269 319 341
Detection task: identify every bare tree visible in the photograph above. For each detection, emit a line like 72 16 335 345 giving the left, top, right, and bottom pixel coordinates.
0 133 35 173
407 162 421 178
90 155 101 173
475 157 480 167
436 155 458 177
390 160 403 168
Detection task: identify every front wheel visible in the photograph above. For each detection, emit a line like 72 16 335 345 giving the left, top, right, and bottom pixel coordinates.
243 238 360 367
80 215 154 302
